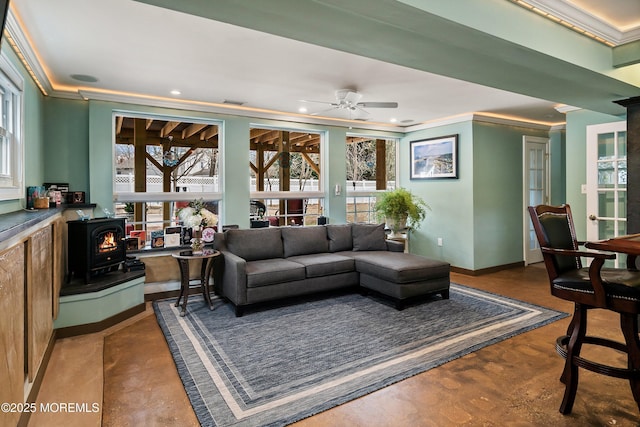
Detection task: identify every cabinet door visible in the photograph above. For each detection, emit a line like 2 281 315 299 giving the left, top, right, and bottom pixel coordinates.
27 226 53 381
0 244 25 427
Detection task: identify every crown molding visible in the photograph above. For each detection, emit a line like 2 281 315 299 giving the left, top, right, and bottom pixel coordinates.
524 0 640 46
77 89 406 133
5 10 53 94
404 113 557 133
555 104 581 113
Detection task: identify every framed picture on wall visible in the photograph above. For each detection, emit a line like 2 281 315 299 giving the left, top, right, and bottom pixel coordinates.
410 134 458 179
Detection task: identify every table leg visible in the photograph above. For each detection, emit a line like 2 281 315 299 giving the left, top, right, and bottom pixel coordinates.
201 258 214 310
176 258 190 316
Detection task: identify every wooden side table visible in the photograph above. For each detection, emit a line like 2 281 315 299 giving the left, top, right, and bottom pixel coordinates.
386 228 410 253
171 249 221 316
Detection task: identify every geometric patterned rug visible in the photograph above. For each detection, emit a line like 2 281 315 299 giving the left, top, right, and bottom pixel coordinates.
154 283 567 426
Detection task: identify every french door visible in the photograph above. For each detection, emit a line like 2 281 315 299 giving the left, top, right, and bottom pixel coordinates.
523 136 549 265
586 121 627 266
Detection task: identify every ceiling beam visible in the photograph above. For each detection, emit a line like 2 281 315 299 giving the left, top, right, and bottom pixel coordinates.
160 121 180 137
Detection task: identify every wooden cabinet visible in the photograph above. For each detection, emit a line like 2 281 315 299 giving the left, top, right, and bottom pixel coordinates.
0 212 62 426
27 225 54 381
0 243 25 427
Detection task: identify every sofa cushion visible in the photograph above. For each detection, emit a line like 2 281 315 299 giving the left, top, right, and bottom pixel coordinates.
352 223 387 251
225 228 283 261
281 226 329 258
245 258 306 288
287 253 355 278
352 252 450 283
326 224 353 252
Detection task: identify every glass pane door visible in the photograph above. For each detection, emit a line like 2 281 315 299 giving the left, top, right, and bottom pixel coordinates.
587 121 626 267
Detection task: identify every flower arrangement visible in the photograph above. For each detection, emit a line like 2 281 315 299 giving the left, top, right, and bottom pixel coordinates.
178 198 218 230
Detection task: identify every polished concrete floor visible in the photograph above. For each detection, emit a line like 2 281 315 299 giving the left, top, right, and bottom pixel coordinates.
29 265 640 426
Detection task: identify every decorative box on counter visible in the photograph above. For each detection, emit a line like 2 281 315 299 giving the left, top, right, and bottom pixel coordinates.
26 186 46 209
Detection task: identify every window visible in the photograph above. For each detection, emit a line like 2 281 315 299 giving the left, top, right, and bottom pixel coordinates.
249 126 323 226
0 53 23 201
113 114 221 246
345 136 397 224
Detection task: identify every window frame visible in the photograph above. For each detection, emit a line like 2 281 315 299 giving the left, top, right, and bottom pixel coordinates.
0 52 24 201
112 111 223 204
345 134 399 224
249 124 325 226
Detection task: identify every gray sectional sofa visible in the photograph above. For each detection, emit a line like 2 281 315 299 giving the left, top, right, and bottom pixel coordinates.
213 223 450 316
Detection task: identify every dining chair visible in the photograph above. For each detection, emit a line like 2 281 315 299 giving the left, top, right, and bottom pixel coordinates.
528 204 640 414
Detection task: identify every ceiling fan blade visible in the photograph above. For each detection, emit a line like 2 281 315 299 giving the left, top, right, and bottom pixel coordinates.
353 105 370 116
310 107 339 116
357 102 398 108
300 99 336 106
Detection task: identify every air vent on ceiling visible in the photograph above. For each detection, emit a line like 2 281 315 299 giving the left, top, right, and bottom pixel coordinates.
223 99 246 106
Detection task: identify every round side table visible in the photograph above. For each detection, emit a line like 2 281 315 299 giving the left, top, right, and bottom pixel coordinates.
171 248 221 316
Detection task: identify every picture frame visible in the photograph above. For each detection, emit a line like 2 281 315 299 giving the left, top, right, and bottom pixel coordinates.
151 230 165 248
410 134 458 179
130 230 146 246
125 237 140 251
164 226 182 248
181 227 193 246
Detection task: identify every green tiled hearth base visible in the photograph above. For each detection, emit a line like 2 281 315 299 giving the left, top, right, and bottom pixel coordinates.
54 276 145 329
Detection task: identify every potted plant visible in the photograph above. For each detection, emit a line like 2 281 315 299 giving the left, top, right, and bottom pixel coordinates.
375 188 430 237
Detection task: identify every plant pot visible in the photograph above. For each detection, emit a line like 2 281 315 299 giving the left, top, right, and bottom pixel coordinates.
386 215 407 238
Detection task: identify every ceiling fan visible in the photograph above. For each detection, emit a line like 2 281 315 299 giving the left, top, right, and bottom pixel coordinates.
302 89 398 118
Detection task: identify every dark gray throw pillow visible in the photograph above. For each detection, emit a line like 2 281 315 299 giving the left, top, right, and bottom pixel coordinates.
352 223 387 251
281 226 328 257
326 224 352 252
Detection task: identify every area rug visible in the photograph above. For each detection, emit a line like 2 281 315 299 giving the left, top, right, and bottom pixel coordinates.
153 284 567 427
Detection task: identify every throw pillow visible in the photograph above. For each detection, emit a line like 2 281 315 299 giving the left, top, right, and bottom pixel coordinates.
226 228 283 261
281 226 329 257
352 223 387 251
326 224 352 252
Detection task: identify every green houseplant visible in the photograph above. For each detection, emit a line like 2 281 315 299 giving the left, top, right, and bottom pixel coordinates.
375 188 430 236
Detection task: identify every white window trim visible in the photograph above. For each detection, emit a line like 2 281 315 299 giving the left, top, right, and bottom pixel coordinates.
112 111 223 201
0 52 24 201
344 133 399 193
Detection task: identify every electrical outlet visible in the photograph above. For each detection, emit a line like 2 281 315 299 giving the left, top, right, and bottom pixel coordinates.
437 237 443 247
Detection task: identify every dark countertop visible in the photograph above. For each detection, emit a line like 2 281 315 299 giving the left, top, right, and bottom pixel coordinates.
0 208 64 243
0 204 97 244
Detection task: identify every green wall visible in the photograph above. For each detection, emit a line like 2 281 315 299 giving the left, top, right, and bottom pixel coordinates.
549 128 566 205
44 98 89 192
402 120 550 271
472 122 547 270
401 121 474 269
0 47 45 214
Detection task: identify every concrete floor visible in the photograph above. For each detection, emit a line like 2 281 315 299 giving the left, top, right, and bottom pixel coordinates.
29 265 640 426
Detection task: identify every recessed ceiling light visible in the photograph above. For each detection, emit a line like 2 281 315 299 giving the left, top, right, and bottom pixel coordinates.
390 118 397 123
299 107 308 113
170 90 181 95
70 74 98 83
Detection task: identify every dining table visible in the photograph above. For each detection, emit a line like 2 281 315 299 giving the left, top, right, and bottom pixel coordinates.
584 233 640 270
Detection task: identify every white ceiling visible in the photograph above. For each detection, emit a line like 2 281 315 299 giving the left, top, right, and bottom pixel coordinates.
8 0 640 131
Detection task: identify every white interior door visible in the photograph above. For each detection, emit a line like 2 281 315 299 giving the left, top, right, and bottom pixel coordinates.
523 136 549 265
586 121 627 267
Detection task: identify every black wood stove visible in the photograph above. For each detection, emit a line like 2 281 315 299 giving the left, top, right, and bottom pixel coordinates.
67 217 126 283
